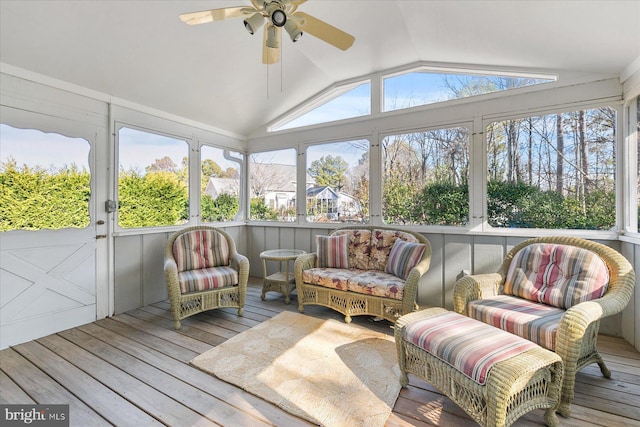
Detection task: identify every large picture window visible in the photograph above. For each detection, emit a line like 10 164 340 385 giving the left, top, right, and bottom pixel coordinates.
383 69 554 112
249 149 297 221
306 140 369 223
487 107 616 230
382 127 470 226
1 124 91 231
117 126 189 228
201 146 242 222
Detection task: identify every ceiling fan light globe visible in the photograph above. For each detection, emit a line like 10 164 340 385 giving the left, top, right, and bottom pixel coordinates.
284 19 302 42
271 9 287 27
243 12 264 34
266 25 280 48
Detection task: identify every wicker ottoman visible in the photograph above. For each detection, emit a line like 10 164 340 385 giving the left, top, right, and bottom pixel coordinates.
395 307 563 427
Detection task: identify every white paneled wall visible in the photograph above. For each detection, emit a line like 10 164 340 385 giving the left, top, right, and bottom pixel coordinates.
118 224 636 350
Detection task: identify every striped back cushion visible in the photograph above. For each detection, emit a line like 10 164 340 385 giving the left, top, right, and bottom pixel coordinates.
316 234 349 268
404 311 538 385
173 229 230 272
370 229 419 271
504 243 609 309
384 239 425 279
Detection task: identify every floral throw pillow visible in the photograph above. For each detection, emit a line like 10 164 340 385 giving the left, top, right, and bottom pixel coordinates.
384 239 425 279
316 234 350 269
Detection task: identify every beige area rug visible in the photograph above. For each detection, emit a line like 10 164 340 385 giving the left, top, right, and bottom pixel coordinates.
191 311 402 427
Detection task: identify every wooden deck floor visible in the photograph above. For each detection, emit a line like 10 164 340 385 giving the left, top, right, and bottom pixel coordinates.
1 278 639 427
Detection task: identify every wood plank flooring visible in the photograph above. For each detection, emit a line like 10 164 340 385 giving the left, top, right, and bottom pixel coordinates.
1 277 639 427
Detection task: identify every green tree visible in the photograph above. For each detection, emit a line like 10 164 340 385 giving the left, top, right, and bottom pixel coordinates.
250 197 277 220
1 162 90 231
201 193 239 222
308 155 349 190
118 170 188 228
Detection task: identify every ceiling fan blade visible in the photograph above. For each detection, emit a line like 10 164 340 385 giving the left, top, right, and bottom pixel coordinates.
293 11 355 51
179 6 255 25
286 0 307 14
262 25 281 64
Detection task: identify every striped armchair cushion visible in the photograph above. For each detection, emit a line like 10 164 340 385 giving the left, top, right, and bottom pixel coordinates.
173 230 230 272
178 266 238 293
504 243 609 309
404 311 538 385
467 295 564 350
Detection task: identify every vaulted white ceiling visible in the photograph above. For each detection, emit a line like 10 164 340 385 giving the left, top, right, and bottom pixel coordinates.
1 1 639 137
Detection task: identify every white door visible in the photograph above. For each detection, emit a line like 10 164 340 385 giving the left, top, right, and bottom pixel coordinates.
0 107 106 349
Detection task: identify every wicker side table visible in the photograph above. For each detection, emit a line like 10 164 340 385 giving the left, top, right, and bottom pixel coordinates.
260 249 306 304
395 307 563 427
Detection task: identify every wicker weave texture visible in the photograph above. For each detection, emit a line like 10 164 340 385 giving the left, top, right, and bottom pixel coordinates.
395 308 563 427
164 226 249 329
294 225 432 323
452 236 635 417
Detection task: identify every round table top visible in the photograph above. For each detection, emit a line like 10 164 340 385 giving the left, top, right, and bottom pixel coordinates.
260 249 307 260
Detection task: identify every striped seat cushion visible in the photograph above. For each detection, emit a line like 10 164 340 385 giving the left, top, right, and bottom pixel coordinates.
467 295 564 351
173 229 230 272
505 243 609 309
178 266 238 293
404 311 538 385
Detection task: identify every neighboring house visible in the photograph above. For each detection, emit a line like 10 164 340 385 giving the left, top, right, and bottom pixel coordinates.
204 177 239 199
306 186 362 221
249 163 315 211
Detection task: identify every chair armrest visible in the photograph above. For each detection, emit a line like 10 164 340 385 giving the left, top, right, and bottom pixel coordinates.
230 253 250 290
294 253 316 277
452 273 504 314
402 257 432 314
164 256 181 300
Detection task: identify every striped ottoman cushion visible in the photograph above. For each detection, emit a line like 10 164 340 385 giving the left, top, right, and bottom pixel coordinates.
178 266 238 293
403 311 538 385
467 295 563 351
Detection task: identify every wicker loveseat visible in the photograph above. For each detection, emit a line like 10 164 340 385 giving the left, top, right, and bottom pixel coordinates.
294 225 432 323
164 226 249 329
453 236 635 417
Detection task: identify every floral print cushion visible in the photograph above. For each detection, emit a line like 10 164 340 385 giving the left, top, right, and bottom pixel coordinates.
369 229 419 271
333 229 372 270
302 268 405 300
346 271 405 300
302 268 359 291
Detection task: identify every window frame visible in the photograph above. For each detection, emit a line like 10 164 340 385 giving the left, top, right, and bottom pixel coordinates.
381 65 557 114
479 101 623 237
379 122 474 229
199 142 245 223
303 138 371 225
247 147 299 223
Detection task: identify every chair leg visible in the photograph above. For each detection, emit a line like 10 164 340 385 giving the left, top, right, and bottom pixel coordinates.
595 353 612 378
173 319 181 330
237 307 244 316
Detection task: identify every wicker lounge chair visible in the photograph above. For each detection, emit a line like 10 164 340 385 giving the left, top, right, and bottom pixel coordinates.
164 226 249 329
453 236 635 417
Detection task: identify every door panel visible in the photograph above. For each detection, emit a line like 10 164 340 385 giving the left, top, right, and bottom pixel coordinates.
0 112 100 349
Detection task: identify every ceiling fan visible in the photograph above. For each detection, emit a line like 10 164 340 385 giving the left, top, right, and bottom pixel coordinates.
179 0 355 64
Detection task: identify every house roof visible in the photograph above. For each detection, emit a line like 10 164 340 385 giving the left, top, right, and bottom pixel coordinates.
1 1 639 137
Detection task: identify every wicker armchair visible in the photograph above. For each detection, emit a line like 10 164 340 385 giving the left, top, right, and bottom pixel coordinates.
453 236 635 417
164 226 249 329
